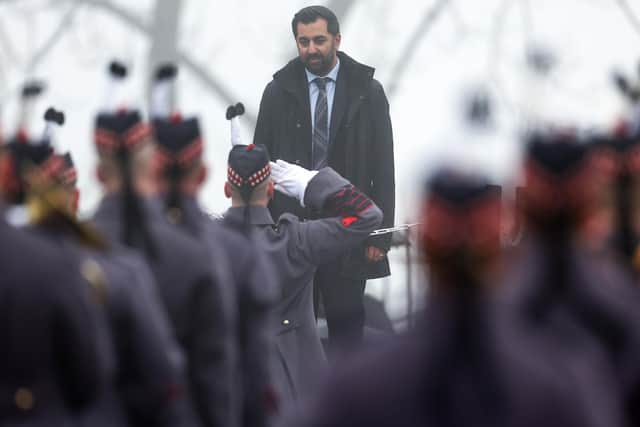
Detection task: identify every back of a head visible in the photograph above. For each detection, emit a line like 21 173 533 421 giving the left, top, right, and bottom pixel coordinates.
521 130 596 235
227 143 271 207
419 167 502 289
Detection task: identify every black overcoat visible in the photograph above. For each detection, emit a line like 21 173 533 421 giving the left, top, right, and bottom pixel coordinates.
254 51 395 280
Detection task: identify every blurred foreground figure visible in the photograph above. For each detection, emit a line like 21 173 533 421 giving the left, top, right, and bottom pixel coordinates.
90 62 231 427
293 167 617 427
222 141 382 416
502 131 640 426
16 108 187 427
0 116 102 426
151 63 277 427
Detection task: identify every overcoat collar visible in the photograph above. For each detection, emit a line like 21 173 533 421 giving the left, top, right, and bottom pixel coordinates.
273 51 376 142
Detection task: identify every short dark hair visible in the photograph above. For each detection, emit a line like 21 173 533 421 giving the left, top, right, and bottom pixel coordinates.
291 6 340 38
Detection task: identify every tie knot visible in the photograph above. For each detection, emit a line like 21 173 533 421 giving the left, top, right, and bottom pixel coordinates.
313 77 331 90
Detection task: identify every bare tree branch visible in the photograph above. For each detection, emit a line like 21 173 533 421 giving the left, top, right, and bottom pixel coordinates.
0 3 80 104
74 0 257 125
386 0 449 99
326 0 359 23
0 16 19 64
616 0 640 39
26 3 80 74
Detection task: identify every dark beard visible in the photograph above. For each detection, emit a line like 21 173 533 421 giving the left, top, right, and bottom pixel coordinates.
303 50 335 76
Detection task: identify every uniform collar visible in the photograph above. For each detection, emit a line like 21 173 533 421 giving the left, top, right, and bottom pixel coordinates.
305 57 340 85
224 205 274 226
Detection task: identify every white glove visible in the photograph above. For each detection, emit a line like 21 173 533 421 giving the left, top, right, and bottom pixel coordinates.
270 159 318 207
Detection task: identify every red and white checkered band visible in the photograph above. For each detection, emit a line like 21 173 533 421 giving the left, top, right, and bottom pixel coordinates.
247 163 271 187
227 166 244 187
94 129 119 151
227 164 271 188
178 138 203 166
94 122 151 152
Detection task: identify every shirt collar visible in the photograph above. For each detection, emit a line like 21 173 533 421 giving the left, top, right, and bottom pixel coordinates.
306 57 340 85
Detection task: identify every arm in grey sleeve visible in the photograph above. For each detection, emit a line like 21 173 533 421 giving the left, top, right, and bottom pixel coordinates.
291 167 383 266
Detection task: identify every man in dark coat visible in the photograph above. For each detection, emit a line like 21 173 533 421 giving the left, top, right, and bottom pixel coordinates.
254 5 395 352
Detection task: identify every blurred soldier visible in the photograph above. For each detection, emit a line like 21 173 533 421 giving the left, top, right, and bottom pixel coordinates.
90 61 232 427
16 107 188 427
292 167 620 427
502 131 640 426
222 140 382 413
254 5 395 354
149 63 277 427
0 112 102 426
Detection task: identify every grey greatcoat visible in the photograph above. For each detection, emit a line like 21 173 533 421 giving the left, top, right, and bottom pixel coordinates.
26 224 187 427
168 195 278 427
92 194 234 427
0 217 101 426
223 168 382 409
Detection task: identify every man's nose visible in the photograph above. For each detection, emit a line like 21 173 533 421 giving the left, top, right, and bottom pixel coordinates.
308 42 319 54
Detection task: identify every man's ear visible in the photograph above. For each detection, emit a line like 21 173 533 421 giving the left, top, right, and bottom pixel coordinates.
334 32 341 49
224 181 232 199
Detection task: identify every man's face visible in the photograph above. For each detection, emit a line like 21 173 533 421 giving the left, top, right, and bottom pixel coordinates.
295 18 340 76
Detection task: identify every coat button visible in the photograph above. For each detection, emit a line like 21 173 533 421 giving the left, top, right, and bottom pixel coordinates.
15 388 34 411
294 160 301 165
282 319 290 325
296 123 301 128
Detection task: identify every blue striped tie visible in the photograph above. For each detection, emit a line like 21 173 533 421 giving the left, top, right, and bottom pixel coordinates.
312 77 331 170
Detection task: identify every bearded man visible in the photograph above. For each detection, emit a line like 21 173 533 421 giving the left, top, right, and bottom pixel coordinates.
254 5 395 355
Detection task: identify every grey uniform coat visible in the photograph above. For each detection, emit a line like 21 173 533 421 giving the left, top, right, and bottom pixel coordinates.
173 196 278 427
92 194 233 427
26 223 187 427
223 168 382 408
0 217 101 426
